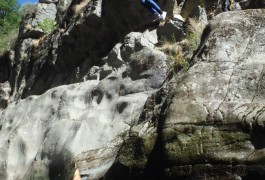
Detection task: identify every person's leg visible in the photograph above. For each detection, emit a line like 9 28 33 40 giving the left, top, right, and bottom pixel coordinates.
229 0 233 10
140 0 166 20
223 0 229 11
141 0 157 14
141 0 154 13
150 7 160 15
146 0 162 14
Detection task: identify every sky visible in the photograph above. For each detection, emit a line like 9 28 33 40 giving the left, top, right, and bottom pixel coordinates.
18 0 38 5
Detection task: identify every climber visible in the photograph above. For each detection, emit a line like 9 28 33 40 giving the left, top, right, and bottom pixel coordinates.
72 169 81 180
140 0 167 21
72 163 81 180
222 0 234 11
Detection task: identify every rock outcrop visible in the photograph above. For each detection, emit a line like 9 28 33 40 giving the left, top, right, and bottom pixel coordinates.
0 22 172 179
108 8 265 179
0 0 265 179
0 0 172 178
163 9 265 179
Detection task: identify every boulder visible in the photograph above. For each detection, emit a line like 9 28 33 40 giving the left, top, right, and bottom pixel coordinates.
0 79 151 179
157 19 185 42
0 25 170 180
107 9 265 179
2 0 265 179
164 9 265 178
188 5 208 26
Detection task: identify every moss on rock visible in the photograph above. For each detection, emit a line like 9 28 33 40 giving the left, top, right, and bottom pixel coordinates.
117 132 157 171
164 124 252 165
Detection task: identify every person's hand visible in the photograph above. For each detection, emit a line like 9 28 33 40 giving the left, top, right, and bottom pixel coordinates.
72 169 81 180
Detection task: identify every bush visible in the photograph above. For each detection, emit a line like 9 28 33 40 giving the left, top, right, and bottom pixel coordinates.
186 18 205 51
36 18 55 34
0 29 19 54
157 40 189 72
0 0 20 55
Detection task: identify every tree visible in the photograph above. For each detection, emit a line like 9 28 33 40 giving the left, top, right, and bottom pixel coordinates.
0 0 20 31
0 0 20 53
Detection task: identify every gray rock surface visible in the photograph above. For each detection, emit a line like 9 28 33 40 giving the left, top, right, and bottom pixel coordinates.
157 19 185 42
188 5 208 25
5 0 175 103
0 79 151 179
0 5 170 178
163 9 265 178
107 9 265 179
1 0 265 179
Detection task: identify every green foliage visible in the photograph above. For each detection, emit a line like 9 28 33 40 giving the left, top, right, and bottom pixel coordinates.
187 32 200 52
173 57 189 71
170 47 189 71
0 29 19 54
0 0 20 54
185 18 205 52
0 0 20 20
158 41 189 72
36 18 55 34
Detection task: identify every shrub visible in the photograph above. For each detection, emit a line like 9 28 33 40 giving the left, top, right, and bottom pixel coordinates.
157 40 189 72
0 0 20 55
36 18 56 34
0 29 19 54
186 17 205 52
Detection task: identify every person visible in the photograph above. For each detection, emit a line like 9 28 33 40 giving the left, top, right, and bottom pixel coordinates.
140 0 167 20
223 0 234 11
72 169 81 180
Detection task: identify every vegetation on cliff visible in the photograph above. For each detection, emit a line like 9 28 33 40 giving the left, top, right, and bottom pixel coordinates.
0 0 38 54
0 0 21 54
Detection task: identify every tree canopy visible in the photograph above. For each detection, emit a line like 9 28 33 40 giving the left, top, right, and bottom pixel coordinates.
0 0 21 53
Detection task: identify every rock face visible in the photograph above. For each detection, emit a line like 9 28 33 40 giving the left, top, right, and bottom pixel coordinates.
20 3 57 38
109 9 265 179
180 0 265 19
0 23 171 179
164 9 265 179
0 79 150 179
0 0 172 178
1 0 265 179
7 0 173 102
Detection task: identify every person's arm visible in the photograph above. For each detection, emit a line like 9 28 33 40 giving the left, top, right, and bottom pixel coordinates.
72 169 81 180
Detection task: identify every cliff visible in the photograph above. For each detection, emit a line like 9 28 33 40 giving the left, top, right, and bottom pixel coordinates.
0 0 265 179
